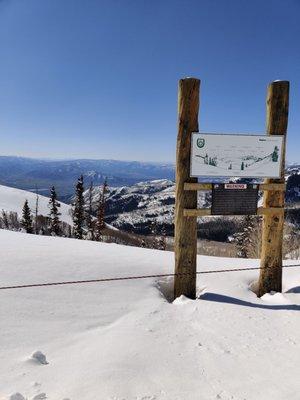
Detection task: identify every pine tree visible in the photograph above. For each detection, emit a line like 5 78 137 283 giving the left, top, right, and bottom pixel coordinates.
1 210 9 229
86 181 95 240
150 218 160 249
272 146 279 162
72 175 85 239
158 224 167 250
95 178 108 241
34 186 39 234
48 186 61 236
21 200 33 233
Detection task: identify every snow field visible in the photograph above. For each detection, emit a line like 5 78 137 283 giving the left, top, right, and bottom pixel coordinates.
0 230 300 400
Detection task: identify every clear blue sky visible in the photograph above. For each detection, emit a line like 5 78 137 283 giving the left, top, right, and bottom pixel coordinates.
0 0 299 163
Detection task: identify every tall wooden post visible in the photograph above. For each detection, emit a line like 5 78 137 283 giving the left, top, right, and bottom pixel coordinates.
258 80 289 297
174 78 200 299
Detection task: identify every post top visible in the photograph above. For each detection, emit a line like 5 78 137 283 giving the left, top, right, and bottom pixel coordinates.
270 80 290 85
180 77 200 81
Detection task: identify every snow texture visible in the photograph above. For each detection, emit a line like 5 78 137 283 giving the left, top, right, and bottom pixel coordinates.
0 229 300 400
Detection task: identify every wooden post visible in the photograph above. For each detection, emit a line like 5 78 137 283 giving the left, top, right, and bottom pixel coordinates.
258 80 289 297
174 78 200 299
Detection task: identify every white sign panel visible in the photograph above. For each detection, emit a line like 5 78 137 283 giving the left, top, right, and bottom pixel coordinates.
191 133 284 178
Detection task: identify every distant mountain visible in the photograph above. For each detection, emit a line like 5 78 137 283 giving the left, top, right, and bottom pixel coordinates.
0 156 298 207
0 156 175 198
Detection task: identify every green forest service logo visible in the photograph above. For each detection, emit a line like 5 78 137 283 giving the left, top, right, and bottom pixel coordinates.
197 138 205 148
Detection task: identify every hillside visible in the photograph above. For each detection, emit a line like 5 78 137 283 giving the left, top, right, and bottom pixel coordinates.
0 185 72 225
86 169 299 237
86 179 210 235
0 230 300 400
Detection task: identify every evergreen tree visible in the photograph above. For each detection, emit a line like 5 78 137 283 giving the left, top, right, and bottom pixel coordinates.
86 181 95 240
158 224 167 250
72 175 85 239
1 210 9 229
34 186 39 234
48 186 61 236
95 178 108 241
21 200 33 233
149 218 163 249
272 146 279 162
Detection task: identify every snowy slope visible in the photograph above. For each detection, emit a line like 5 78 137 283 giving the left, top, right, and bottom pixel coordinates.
0 230 300 400
87 171 299 235
0 185 72 225
86 179 210 234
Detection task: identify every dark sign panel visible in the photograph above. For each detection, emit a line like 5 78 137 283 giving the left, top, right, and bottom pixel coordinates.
211 183 259 215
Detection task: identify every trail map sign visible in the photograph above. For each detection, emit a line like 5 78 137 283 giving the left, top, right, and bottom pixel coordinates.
190 133 284 178
211 183 259 215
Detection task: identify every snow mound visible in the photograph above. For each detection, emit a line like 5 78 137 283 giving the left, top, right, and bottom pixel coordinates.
172 294 193 305
32 394 47 400
9 394 26 400
260 291 292 305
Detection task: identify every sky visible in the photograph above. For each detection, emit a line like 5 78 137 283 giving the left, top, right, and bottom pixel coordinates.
0 0 299 163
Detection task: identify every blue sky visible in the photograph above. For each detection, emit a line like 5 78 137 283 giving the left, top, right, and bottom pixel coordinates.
0 0 299 163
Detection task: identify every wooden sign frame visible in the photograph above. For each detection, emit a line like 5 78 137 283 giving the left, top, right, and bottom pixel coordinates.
174 78 289 300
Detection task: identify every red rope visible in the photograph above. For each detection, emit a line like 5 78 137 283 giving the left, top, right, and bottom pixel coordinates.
0 264 299 291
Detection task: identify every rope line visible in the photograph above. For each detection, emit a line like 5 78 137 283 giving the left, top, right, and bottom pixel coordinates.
1 264 299 291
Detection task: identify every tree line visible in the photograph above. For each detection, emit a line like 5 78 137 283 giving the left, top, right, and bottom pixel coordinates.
0 176 108 241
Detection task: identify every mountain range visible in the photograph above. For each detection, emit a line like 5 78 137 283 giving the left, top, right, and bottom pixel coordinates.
0 156 175 199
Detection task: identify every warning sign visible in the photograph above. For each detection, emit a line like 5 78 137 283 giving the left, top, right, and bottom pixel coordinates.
211 183 259 215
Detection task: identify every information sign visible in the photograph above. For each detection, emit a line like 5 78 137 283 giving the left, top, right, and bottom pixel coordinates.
191 133 284 178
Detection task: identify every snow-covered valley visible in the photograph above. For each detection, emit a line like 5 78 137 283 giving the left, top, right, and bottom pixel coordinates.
0 230 300 400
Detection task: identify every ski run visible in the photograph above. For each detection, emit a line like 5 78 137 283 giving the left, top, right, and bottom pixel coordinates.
0 229 300 400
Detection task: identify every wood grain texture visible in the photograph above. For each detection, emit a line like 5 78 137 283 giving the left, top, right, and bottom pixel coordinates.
258 80 289 297
184 182 212 191
174 78 200 299
183 207 283 217
183 208 211 217
258 183 286 191
184 182 286 191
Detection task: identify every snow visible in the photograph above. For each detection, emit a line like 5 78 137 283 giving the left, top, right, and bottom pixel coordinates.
0 185 72 225
0 229 300 399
